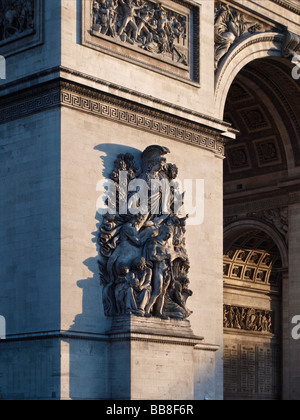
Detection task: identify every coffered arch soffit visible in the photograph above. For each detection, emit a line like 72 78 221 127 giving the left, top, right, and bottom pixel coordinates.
224 219 288 270
215 35 300 176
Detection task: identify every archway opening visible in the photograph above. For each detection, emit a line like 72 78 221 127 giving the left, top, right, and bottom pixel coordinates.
223 228 283 400
223 57 300 194
222 56 297 400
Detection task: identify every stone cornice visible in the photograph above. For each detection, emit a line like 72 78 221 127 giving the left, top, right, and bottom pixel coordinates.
0 77 226 156
0 65 231 132
270 0 300 15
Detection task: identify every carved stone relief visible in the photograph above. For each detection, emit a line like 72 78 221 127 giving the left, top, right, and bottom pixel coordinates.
0 0 34 44
98 145 193 320
84 0 199 83
224 304 274 334
224 207 288 242
214 2 274 70
0 0 42 56
91 0 188 65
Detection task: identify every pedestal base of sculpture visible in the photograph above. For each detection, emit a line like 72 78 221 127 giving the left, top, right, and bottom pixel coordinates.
106 315 206 400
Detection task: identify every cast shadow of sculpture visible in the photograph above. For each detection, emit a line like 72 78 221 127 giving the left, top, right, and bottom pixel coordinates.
66 143 142 399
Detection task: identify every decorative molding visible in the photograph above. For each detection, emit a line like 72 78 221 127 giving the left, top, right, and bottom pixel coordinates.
0 65 230 128
108 331 204 346
61 86 225 155
0 0 43 57
83 0 200 85
224 205 288 244
246 208 288 241
270 0 300 15
106 315 204 346
0 81 61 124
0 78 225 156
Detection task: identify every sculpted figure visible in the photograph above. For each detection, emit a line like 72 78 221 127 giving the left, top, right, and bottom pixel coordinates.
214 4 236 70
163 274 193 319
131 257 152 315
106 214 156 282
144 225 172 319
136 6 155 45
114 263 131 314
118 0 145 42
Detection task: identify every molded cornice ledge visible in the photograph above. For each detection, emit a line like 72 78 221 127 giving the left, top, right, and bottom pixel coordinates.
270 0 300 15
0 75 230 157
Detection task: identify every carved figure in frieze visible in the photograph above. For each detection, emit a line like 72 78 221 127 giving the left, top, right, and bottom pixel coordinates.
118 0 145 43
136 5 155 45
163 272 193 319
98 145 193 320
224 304 274 334
106 214 157 282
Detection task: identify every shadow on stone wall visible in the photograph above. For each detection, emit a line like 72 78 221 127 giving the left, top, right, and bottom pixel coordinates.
65 143 141 400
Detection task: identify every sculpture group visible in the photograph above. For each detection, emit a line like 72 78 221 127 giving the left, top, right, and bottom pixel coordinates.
98 145 193 320
92 0 188 65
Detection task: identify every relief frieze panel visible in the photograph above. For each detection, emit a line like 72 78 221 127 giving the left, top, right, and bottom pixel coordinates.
0 0 43 56
224 304 274 334
0 0 34 44
91 0 188 65
83 0 200 84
